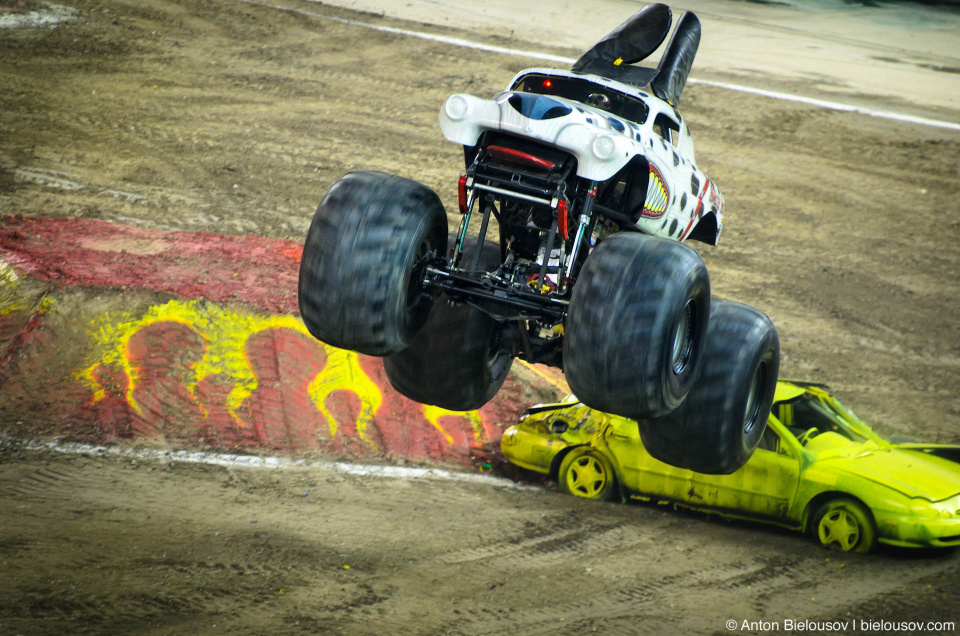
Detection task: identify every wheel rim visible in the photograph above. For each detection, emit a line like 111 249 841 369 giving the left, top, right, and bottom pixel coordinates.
818 509 861 551
670 299 695 375
742 360 766 435
405 237 432 310
566 455 609 498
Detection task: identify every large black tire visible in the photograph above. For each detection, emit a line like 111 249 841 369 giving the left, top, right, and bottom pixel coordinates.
638 299 780 474
383 237 513 411
298 171 447 356
564 233 710 419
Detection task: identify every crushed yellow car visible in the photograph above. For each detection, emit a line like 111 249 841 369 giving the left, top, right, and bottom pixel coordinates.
501 381 960 552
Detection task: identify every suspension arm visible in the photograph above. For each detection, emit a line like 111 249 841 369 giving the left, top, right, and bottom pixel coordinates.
424 266 568 322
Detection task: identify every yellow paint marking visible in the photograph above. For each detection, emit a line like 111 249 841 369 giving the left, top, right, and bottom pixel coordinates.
423 405 484 446
77 299 384 446
515 359 569 393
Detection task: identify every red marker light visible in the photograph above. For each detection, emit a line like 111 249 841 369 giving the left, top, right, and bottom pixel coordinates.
543 79 552 89
458 175 468 215
557 198 569 240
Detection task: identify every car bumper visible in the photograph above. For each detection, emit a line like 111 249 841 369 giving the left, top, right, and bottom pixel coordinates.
500 425 568 475
875 512 960 548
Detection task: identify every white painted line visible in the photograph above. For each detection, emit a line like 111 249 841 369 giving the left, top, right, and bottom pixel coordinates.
687 78 960 131
235 0 960 132
0 3 78 29
0 258 20 283
15 167 159 205
15 168 87 191
102 189 154 204
11 438 536 489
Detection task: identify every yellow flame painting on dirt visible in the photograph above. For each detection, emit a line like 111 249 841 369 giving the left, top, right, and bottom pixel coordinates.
76 299 384 448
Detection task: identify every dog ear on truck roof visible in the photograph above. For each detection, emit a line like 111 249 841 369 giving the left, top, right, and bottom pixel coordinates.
650 11 702 105
571 3 672 72
571 4 702 106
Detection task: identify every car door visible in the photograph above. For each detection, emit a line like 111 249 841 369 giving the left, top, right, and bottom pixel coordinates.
689 418 802 521
603 416 695 498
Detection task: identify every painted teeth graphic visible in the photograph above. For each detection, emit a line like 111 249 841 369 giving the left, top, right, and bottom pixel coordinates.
642 164 669 218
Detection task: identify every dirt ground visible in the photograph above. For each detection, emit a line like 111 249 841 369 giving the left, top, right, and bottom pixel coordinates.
2 0 960 633
0 445 958 635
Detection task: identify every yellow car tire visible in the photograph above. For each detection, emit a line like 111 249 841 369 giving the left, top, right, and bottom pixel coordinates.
558 448 619 501
811 498 877 553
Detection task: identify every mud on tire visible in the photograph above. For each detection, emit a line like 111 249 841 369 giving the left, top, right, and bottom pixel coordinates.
638 299 780 474
564 233 710 420
384 237 513 411
298 171 448 356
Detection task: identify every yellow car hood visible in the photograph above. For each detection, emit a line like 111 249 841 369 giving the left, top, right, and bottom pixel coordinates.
819 445 960 501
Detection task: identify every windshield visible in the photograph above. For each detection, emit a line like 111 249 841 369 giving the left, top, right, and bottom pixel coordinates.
510 73 650 125
783 394 871 444
824 395 882 442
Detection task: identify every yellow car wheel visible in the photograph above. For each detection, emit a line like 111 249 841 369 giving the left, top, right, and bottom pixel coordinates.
812 499 877 553
559 448 618 501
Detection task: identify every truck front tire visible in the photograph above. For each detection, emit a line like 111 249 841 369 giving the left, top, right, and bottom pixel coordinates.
565 233 710 420
298 171 447 356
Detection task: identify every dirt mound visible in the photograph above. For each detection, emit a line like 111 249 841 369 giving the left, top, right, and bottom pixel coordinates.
0 215 563 466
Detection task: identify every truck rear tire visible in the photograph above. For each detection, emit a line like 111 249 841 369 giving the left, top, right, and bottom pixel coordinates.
564 233 710 419
384 237 512 411
638 299 780 474
298 171 447 356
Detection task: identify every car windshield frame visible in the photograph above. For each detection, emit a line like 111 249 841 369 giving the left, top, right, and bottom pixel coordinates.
509 72 650 125
780 393 882 446
821 393 885 444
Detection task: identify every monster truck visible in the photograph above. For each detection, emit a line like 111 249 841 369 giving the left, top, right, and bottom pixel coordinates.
298 3 780 472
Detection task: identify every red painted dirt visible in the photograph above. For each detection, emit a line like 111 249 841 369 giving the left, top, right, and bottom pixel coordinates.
0 216 560 466
0 215 302 314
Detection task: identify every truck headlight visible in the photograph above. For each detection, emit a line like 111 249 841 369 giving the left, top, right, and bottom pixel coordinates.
591 134 616 160
444 95 471 121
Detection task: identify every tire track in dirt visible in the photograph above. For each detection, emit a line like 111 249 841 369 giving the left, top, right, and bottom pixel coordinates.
2 450 959 634
0 463 97 501
425 500 959 635
446 561 764 635
435 523 600 566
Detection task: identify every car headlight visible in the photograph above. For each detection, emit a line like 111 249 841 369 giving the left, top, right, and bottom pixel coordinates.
910 498 940 519
591 134 616 160
444 95 471 121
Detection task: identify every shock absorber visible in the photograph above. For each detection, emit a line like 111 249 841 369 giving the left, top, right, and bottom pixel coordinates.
452 173 475 267
564 181 597 282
